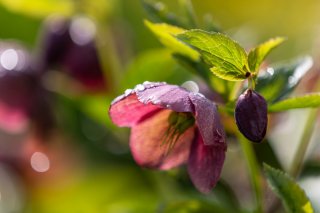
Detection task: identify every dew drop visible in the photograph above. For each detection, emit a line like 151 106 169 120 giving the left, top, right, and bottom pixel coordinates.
181 81 199 93
124 89 133 96
143 81 151 85
135 84 145 91
194 92 205 98
111 94 125 105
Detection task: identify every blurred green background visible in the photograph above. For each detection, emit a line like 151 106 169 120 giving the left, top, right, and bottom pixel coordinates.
0 0 319 212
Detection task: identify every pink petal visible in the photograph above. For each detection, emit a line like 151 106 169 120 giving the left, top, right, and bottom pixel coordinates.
109 94 161 127
188 93 225 146
0 102 29 133
130 109 194 170
188 130 226 193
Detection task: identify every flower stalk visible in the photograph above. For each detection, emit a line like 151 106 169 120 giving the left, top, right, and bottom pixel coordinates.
238 133 263 213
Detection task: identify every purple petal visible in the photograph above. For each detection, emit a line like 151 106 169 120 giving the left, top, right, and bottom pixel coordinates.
138 83 226 146
109 94 161 127
136 84 194 112
188 130 226 193
130 109 194 170
188 93 225 146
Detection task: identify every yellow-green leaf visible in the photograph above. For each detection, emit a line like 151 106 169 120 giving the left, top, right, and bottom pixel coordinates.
0 0 74 18
264 164 314 213
248 37 286 73
144 20 200 61
269 93 320 112
176 30 249 81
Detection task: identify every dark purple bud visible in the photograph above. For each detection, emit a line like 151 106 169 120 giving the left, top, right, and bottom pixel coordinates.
39 16 106 91
38 15 71 70
235 89 268 143
62 41 106 91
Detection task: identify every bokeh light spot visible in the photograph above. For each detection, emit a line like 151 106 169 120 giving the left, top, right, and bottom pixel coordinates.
30 152 50 173
0 49 18 70
69 17 96 46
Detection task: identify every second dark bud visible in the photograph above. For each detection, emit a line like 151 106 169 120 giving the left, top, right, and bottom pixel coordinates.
235 89 268 143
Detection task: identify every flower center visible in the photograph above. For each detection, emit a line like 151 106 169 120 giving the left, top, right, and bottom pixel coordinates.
161 111 195 154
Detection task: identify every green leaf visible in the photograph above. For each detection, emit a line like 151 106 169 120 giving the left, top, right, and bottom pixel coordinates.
264 164 314 213
248 37 286 73
0 0 74 18
144 20 200 61
255 56 313 103
176 30 249 81
269 93 320 112
162 199 231 213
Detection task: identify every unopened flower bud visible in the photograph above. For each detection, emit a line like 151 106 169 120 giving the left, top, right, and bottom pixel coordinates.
235 89 268 142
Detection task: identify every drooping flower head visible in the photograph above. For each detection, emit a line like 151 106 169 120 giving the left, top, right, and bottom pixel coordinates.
109 82 227 193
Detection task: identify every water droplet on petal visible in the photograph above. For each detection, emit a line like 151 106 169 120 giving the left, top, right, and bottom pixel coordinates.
124 89 133 96
143 81 151 85
135 84 145 91
111 94 126 105
181 81 199 93
194 92 205 98
152 100 160 104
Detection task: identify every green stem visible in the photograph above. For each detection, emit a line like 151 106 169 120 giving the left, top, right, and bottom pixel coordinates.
229 81 243 101
248 76 256 90
289 108 318 178
238 134 263 213
95 25 123 94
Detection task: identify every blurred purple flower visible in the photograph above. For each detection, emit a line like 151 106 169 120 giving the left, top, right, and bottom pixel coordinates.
38 15 107 92
0 42 54 137
109 82 227 193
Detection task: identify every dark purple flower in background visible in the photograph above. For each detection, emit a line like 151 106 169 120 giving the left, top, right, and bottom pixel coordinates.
38 15 107 91
109 82 227 193
0 42 54 137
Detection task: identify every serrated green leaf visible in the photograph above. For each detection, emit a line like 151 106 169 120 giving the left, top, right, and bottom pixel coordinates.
268 93 320 112
0 0 74 18
144 20 200 61
255 56 313 103
248 37 286 73
264 164 314 213
176 30 249 81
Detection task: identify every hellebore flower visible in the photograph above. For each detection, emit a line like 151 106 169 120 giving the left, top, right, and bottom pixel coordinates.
38 15 106 91
109 82 227 193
